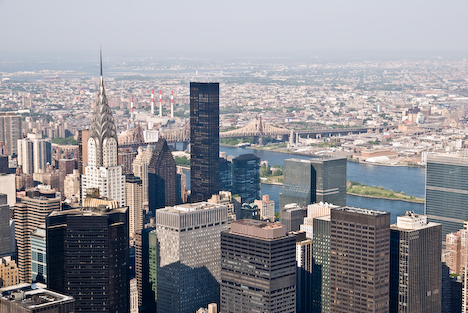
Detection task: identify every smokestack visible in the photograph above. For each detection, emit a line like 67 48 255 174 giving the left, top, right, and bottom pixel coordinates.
159 90 162 118
171 91 174 118
131 97 134 120
151 89 154 115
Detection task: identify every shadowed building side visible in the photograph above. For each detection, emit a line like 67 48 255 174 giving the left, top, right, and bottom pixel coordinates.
148 139 177 213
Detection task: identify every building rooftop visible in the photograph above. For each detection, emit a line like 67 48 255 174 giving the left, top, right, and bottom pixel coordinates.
160 202 225 214
334 206 389 216
230 219 287 239
391 211 440 231
286 157 346 164
0 283 74 309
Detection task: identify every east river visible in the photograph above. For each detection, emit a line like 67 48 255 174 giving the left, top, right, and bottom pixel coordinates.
182 145 425 224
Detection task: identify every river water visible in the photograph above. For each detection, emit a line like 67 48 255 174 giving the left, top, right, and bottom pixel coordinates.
183 145 426 224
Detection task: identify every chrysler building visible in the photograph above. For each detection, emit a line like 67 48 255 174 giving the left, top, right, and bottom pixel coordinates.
81 53 125 206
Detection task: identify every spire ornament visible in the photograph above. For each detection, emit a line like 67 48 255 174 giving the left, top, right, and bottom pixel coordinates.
88 49 118 167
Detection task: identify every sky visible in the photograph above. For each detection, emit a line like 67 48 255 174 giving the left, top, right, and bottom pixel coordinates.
0 0 467 57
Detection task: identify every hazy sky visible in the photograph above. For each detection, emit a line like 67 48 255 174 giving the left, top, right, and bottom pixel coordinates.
1 0 467 56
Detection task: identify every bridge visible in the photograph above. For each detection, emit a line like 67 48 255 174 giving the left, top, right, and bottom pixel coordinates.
118 117 396 149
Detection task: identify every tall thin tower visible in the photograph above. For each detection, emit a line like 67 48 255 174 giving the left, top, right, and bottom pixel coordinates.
159 90 162 117
131 97 134 120
190 82 220 202
81 51 126 207
171 91 174 118
151 89 155 115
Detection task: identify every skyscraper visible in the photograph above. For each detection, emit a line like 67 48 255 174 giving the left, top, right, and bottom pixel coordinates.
280 203 307 232
254 194 275 221
0 113 22 156
134 228 157 312
0 194 10 257
156 202 228 313
300 202 339 239
14 188 60 283
426 154 468 244
312 215 331 313
330 207 390 312
148 139 177 212
133 146 153 206
17 133 52 175
81 56 125 207
232 153 260 204
126 174 143 238
292 231 313 313
220 220 296 313
219 157 232 192
279 157 346 210
30 226 46 283
46 206 129 313
190 82 219 203
390 212 442 313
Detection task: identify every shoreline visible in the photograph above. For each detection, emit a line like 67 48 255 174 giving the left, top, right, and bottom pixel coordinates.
261 181 424 204
347 193 425 204
222 143 425 169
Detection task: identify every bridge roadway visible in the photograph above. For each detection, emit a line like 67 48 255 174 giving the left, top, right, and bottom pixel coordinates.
119 125 396 149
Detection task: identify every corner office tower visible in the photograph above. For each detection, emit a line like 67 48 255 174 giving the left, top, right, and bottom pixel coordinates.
190 82 219 202
81 55 125 206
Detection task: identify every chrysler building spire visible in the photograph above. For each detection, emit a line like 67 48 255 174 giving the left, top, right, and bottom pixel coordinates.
88 50 117 168
81 50 125 207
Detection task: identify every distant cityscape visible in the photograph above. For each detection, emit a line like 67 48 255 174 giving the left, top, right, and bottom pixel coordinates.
0 54 467 313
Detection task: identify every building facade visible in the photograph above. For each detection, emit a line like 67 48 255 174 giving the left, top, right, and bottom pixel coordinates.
126 174 143 238
0 113 22 156
279 157 347 210
300 202 339 239
254 194 275 221
17 133 51 175
0 194 10 256
220 220 296 313
134 228 157 312
132 146 153 206
30 226 46 283
232 154 260 204
156 202 228 313
0 256 19 288
219 157 232 192
390 212 442 313
190 82 220 202
293 231 313 313
46 206 129 313
330 207 390 313
280 203 307 232
14 188 60 283
81 64 125 207
312 215 331 313
426 154 468 244
148 139 177 212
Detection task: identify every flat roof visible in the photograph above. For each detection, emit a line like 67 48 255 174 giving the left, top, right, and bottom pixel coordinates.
334 206 388 216
1 283 74 308
159 202 225 214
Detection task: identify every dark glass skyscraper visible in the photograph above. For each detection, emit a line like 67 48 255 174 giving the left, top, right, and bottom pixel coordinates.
425 154 468 244
232 153 260 204
190 82 219 203
46 206 129 313
148 138 177 212
219 157 232 192
279 157 346 210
